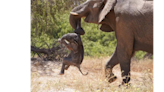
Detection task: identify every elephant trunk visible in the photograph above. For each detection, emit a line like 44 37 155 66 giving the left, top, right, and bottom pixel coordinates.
69 2 86 29
69 1 89 35
69 14 85 35
69 14 80 29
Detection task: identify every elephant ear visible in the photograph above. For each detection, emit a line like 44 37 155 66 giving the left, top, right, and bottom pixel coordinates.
99 0 116 23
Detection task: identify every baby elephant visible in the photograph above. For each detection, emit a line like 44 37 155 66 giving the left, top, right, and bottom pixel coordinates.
58 33 88 75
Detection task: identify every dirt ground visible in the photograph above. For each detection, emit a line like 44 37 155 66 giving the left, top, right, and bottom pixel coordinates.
31 57 153 92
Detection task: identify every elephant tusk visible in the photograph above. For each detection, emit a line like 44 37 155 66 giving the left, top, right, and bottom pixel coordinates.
64 39 70 44
70 12 79 15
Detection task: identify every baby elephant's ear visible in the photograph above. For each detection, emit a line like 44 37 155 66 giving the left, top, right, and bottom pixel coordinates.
74 27 85 35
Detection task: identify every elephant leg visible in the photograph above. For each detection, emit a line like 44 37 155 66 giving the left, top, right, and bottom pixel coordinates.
114 19 134 84
116 37 133 84
59 57 72 75
115 45 132 85
59 63 65 75
120 61 131 84
105 49 119 83
116 44 133 84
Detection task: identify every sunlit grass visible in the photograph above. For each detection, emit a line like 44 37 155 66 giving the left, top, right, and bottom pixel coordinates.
31 56 153 92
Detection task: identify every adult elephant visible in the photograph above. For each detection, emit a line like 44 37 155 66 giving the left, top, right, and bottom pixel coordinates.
69 0 153 85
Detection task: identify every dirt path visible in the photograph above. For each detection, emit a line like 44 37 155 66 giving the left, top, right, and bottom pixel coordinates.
31 58 153 92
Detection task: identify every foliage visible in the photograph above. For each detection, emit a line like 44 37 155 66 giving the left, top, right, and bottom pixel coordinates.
134 51 147 60
31 0 148 59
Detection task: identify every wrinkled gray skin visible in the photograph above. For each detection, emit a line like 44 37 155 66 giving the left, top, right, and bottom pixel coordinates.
69 0 153 84
58 33 88 75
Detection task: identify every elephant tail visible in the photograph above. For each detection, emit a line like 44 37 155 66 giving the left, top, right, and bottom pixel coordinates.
77 66 88 76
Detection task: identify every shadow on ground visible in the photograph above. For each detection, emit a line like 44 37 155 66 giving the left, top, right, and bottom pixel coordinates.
31 58 62 76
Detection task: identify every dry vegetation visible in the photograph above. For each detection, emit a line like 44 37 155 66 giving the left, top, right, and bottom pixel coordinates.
31 56 153 92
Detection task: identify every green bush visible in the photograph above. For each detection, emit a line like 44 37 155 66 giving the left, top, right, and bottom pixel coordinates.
134 51 154 59
134 51 147 60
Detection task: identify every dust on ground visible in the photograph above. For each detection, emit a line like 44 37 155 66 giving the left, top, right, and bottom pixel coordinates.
31 57 153 92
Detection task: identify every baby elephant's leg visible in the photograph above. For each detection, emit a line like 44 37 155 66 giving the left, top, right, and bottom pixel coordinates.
59 57 73 75
59 63 65 75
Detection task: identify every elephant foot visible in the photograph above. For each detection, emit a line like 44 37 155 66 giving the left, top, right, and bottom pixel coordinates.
119 82 131 88
59 72 64 75
106 73 117 83
105 68 117 83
